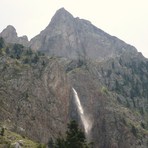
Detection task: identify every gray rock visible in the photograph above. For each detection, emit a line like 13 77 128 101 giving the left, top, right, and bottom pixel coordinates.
0 8 137 61
30 8 137 60
0 25 29 46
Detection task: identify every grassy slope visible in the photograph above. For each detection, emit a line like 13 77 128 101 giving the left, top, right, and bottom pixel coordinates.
0 128 39 148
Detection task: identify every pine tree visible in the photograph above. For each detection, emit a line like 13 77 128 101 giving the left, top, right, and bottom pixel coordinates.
65 120 87 148
53 120 90 148
0 127 5 136
0 37 4 49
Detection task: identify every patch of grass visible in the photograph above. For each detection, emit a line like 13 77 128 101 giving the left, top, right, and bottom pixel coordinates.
0 128 39 148
101 86 109 95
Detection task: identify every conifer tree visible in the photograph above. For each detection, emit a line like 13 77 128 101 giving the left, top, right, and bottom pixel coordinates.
53 120 90 148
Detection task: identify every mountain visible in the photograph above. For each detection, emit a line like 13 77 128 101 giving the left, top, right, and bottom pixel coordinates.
0 8 148 148
67 53 148 148
0 8 138 61
29 8 137 60
0 25 29 46
0 40 69 144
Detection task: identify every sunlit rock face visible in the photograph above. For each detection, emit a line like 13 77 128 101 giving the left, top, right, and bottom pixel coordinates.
0 8 137 60
29 8 137 61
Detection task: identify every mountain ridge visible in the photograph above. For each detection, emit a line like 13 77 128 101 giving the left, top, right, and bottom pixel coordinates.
0 8 138 61
29 8 137 60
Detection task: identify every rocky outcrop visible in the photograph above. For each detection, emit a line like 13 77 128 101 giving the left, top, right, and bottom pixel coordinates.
29 8 137 60
0 54 70 143
0 125 39 147
66 53 148 148
0 25 29 46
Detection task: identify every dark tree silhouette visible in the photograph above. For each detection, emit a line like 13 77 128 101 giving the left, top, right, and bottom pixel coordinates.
53 120 91 148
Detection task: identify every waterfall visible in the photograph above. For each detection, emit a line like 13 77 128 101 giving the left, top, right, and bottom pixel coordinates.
72 88 92 135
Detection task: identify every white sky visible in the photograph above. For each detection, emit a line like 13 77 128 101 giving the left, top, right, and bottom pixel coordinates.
0 0 148 58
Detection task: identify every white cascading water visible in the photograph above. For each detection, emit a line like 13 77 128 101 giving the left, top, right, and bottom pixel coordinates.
72 88 92 135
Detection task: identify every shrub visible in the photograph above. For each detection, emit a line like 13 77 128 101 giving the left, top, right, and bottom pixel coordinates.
0 127 5 136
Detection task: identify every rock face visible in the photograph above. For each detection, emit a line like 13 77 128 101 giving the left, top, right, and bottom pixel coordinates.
0 25 29 46
0 8 148 148
0 49 70 143
0 48 147 147
29 8 136 60
0 8 137 60
67 53 148 148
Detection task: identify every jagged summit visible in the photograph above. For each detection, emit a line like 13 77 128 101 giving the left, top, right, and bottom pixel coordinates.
0 25 29 46
30 8 137 60
54 7 73 17
4 25 16 32
47 8 74 29
0 25 17 39
1 8 137 60
42 8 74 33
4 25 16 33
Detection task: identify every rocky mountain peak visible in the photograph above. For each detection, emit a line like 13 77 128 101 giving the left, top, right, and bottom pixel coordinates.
44 7 74 32
1 8 137 60
53 7 73 18
30 8 137 60
0 25 17 39
0 25 29 46
4 25 16 32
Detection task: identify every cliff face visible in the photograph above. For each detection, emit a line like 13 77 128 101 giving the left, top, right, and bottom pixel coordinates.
29 8 136 60
0 8 148 148
0 25 29 46
66 53 148 148
0 45 70 143
0 9 137 61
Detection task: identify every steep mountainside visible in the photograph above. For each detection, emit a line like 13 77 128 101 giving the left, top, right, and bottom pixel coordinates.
0 8 148 148
66 53 148 148
0 39 70 144
0 39 147 147
29 8 136 60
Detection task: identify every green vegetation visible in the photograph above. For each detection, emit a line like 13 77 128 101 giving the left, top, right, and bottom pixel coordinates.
0 121 91 148
37 143 46 148
100 55 148 122
0 37 5 49
0 127 39 148
131 125 138 137
0 38 46 66
50 120 91 148
0 127 5 136
101 86 109 95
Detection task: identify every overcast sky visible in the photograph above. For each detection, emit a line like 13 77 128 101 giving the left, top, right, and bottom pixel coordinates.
0 0 148 58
